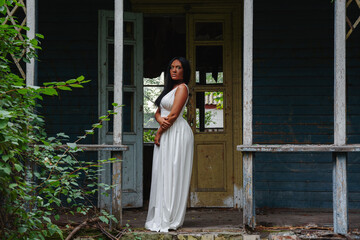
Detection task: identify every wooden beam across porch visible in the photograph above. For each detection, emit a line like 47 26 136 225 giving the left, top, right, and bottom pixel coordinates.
75 144 128 151
237 144 360 152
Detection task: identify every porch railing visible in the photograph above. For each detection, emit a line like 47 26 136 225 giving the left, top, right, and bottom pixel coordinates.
240 0 351 234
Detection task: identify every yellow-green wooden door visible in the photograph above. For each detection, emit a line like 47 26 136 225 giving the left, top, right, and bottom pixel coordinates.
187 13 235 207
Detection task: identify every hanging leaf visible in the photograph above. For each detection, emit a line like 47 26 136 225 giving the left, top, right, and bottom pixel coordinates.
0 119 8 129
76 75 85 81
14 163 23 172
65 79 78 84
57 86 72 91
36 33 44 39
69 84 83 88
41 88 58 96
17 88 28 95
99 216 109 224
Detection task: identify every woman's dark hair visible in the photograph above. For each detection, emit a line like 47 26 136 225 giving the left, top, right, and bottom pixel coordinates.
154 57 191 107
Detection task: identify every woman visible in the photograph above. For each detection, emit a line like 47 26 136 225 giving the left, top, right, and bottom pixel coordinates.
145 57 194 232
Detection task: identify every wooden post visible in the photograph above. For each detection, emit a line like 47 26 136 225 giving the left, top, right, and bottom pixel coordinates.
25 0 37 212
333 0 348 234
243 0 255 229
113 0 123 228
26 0 36 86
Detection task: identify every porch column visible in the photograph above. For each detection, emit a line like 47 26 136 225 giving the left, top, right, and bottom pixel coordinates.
26 0 36 86
113 0 124 227
333 0 348 234
243 0 255 229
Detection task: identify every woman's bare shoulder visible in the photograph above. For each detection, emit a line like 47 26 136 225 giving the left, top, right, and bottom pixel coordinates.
176 84 188 93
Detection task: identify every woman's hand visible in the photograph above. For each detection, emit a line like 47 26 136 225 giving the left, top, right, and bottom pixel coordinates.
160 117 172 130
154 131 162 146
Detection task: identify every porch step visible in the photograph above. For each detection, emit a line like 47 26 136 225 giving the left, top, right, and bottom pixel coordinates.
74 232 260 240
109 232 257 240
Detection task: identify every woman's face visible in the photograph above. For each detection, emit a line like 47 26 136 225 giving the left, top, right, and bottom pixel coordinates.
170 59 184 81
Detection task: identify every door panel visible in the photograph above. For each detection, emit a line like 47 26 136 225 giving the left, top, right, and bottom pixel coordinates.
188 13 234 207
98 11 143 209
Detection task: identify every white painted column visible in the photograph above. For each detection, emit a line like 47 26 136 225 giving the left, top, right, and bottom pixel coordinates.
333 0 348 234
243 0 255 229
113 0 123 227
26 0 36 86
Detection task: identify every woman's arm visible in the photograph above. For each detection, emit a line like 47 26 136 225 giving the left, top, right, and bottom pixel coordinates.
155 107 172 130
154 84 188 146
165 84 188 125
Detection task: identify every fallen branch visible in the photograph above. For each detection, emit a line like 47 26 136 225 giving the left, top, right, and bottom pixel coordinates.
65 217 99 240
97 222 118 240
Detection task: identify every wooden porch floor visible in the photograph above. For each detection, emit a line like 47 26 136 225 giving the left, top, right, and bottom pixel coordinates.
121 208 360 239
123 207 360 230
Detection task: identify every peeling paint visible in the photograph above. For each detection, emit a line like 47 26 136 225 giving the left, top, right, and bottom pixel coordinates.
234 184 243 209
190 192 199 206
223 196 234 207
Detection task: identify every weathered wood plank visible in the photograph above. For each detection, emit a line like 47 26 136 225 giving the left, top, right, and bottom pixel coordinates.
333 0 348 234
256 171 332 182
243 153 255 228
243 0 255 229
237 144 360 152
112 151 122 228
76 144 128 151
39 144 128 151
112 0 124 228
26 0 36 86
333 153 348 233
334 2 347 147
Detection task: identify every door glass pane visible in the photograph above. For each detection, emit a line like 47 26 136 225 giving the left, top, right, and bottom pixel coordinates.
108 20 114 37
108 44 134 86
107 91 134 133
123 45 134 86
108 43 114 85
143 86 164 128
123 92 134 132
124 21 134 40
108 91 114 133
196 46 223 85
196 91 224 132
107 20 134 39
195 22 223 41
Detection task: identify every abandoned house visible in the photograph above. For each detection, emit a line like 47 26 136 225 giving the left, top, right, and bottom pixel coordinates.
17 0 360 234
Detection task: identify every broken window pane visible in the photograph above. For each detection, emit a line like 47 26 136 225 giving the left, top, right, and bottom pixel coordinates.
196 91 224 132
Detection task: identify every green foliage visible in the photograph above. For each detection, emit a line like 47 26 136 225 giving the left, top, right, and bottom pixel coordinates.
0 2 118 239
143 129 156 142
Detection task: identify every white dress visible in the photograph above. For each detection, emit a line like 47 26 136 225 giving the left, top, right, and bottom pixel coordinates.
145 84 194 232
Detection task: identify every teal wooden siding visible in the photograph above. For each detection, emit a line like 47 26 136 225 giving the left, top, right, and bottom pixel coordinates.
38 0 113 143
253 0 360 209
37 1 115 207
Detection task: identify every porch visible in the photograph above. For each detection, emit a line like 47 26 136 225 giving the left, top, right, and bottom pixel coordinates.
18 0 360 237
64 208 360 239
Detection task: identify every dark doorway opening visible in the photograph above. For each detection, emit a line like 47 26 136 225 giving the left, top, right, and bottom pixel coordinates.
142 15 186 204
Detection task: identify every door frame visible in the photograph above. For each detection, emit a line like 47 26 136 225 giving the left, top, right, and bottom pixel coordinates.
98 10 144 209
187 13 236 207
133 1 243 208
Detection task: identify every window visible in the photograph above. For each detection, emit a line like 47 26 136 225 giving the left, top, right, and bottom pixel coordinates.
143 73 164 142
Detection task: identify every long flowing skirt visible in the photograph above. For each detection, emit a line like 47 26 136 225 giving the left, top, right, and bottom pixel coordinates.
145 118 194 232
